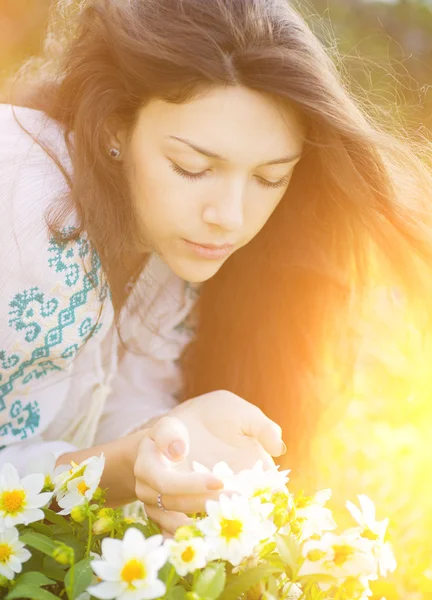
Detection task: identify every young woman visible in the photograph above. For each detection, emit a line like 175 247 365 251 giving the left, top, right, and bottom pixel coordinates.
1 0 432 534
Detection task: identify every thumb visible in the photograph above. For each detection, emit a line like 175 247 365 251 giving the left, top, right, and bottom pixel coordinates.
148 416 190 462
242 408 286 457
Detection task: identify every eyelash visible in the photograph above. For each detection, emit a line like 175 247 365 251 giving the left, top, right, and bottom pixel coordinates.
169 162 290 190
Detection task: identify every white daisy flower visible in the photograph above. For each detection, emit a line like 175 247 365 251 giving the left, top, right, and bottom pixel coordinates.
299 531 376 588
345 495 397 577
165 537 209 576
293 489 337 541
88 528 168 600
0 526 31 580
192 460 289 500
197 493 275 566
0 463 52 529
54 454 105 515
21 451 70 493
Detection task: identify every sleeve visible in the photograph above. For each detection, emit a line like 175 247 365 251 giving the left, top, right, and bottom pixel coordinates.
0 103 80 470
93 255 201 445
0 438 78 475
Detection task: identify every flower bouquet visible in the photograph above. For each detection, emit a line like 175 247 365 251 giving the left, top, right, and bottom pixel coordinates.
0 453 396 600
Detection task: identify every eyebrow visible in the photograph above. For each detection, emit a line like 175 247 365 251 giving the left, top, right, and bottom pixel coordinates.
166 135 302 166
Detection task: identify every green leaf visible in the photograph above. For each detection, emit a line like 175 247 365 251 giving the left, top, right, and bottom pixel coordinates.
12 572 55 587
167 585 187 600
19 532 60 557
42 557 67 582
221 564 283 600
64 557 94 600
5 584 60 600
194 563 226 600
44 509 73 533
28 522 56 537
275 533 302 571
267 574 279 597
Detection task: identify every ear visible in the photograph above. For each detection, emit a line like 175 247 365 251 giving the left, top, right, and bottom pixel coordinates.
103 116 128 152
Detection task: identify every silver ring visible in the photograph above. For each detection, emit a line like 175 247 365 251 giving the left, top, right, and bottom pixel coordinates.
157 493 167 512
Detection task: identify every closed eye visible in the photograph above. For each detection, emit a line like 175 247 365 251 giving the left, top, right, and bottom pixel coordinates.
169 162 290 190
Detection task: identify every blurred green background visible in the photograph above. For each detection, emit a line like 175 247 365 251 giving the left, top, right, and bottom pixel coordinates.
0 1 431 599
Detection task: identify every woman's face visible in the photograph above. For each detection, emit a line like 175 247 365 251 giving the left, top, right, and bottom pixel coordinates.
118 85 305 282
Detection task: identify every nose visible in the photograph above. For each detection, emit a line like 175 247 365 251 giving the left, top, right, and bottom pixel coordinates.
201 180 245 232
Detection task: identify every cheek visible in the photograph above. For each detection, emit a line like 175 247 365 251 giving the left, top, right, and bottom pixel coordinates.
246 194 283 234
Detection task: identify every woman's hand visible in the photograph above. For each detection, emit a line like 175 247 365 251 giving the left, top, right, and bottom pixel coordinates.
134 390 285 534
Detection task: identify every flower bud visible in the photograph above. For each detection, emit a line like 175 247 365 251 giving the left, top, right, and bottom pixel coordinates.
290 520 302 536
273 508 289 529
71 504 88 523
0 575 10 588
53 545 74 566
92 487 105 503
174 525 202 542
97 508 113 519
185 593 201 600
93 516 115 535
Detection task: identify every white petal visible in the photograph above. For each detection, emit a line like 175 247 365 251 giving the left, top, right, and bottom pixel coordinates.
0 562 14 580
0 464 20 489
138 578 166 600
212 462 234 478
91 560 121 582
21 473 44 494
122 528 147 559
101 538 124 566
27 491 53 509
8 556 22 572
142 534 164 554
358 495 376 522
88 581 125 599
145 546 169 573
192 461 210 473
2 527 19 544
14 548 31 563
314 489 332 506
23 508 45 524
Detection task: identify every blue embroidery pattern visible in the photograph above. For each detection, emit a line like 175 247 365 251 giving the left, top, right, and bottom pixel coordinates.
0 230 107 442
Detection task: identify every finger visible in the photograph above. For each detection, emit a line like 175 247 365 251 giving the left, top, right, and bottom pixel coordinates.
144 503 193 536
241 407 286 457
136 482 231 514
149 416 190 462
135 435 223 494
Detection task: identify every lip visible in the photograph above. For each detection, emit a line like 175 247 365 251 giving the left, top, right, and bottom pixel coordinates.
183 239 236 259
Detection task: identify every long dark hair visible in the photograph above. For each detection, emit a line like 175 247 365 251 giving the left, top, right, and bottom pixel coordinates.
5 0 432 475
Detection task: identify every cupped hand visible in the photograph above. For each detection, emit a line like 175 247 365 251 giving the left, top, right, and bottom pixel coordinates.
133 390 285 534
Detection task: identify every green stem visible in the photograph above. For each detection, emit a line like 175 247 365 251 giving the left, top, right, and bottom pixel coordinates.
166 566 176 593
66 558 75 599
86 513 94 557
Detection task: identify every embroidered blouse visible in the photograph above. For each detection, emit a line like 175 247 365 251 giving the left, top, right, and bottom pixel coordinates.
0 103 199 473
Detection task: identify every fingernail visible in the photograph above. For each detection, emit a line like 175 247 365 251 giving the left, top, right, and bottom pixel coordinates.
206 477 224 490
168 440 185 460
281 441 287 454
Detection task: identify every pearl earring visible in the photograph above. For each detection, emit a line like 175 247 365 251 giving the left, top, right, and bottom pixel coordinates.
109 147 121 159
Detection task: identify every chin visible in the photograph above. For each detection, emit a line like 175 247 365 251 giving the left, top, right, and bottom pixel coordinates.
167 255 225 283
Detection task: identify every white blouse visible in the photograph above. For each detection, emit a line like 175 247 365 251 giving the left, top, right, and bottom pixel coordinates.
0 103 200 473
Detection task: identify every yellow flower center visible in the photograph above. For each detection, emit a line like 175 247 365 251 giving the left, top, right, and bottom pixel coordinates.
181 545 195 563
333 544 354 566
77 481 90 496
0 544 12 563
220 518 243 541
121 559 146 585
361 527 380 541
307 549 326 562
1 490 26 514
